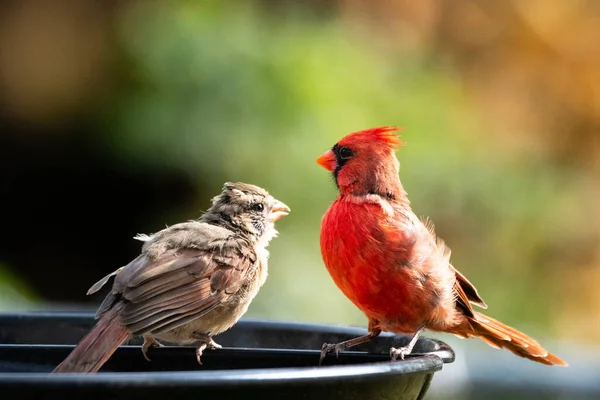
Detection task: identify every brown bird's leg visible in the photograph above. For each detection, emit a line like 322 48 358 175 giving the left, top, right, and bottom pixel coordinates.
193 333 222 365
319 326 382 365
390 327 424 361
141 336 164 362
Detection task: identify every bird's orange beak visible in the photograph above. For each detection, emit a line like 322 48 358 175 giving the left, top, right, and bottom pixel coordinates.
316 149 336 172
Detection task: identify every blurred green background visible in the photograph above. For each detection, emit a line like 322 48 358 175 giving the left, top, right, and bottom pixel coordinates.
0 0 598 397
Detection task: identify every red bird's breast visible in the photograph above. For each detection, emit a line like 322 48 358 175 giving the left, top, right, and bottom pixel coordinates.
320 196 432 330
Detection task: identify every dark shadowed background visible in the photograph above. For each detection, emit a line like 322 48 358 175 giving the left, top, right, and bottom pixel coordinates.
1 1 598 398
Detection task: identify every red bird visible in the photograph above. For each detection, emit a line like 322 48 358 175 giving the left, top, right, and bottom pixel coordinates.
316 126 566 366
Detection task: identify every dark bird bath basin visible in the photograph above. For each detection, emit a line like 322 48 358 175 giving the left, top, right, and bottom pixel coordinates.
0 313 454 400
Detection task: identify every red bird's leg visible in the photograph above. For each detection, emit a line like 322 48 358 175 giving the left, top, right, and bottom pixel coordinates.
319 328 382 365
141 336 164 362
389 327 424 361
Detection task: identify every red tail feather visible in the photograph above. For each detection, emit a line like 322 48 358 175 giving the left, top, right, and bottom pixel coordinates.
453 312 567 366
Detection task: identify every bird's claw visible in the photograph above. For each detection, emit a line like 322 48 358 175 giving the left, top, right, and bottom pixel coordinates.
207 341 222 350
141 336 164 362
389 346 412 361
319 342 347 365
195 339 222 365
196 343 207 365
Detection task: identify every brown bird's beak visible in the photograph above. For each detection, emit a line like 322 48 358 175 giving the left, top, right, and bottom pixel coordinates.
316 149 336 172
269 200 290 222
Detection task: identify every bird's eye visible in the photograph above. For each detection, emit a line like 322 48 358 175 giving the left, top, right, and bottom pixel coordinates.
251 203 264 212
338 146 354 160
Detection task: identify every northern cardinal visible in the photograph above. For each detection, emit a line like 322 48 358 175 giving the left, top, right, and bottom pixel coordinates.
53 182 290 373
316 127 566 366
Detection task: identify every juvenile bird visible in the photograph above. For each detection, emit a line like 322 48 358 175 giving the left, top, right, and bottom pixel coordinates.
317 127 566 366
53 182 290 373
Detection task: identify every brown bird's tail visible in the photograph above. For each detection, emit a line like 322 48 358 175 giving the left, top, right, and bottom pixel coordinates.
52 304 130 373
451 311 567 366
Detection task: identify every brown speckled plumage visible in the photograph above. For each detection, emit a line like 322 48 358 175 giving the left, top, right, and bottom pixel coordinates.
53 182 289 373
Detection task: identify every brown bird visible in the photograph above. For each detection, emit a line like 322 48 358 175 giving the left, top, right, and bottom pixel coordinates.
53 182 290 373
317 127 567 366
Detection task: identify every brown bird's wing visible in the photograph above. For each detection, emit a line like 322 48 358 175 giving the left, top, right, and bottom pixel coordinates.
418 215 487 313
87 267 125 296
452 265 488 317
96 239 256 336
418 216 486 312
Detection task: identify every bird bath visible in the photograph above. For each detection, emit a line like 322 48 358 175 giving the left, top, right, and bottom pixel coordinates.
0 313 454 399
